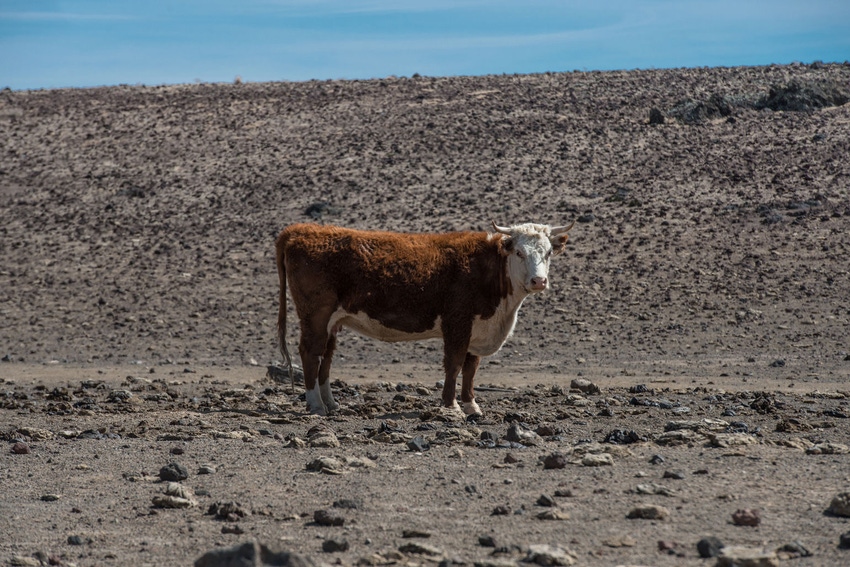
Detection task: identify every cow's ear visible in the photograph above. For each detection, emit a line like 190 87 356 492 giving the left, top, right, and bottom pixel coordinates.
550 234 568 255
500 236 514 256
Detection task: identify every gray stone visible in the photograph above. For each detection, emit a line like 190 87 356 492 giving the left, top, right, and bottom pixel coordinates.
194 541 316 567
697 537 725 558
505 423 543 446
398 542 443 556
159 462 189 482
581 453 613 467
313 509 344 526
715 546 778 567
827 492 850 517
322 539 349 553
626 504 670 520
524 544 577 566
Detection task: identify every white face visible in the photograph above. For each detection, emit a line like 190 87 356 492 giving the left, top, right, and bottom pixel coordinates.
507 228 555 294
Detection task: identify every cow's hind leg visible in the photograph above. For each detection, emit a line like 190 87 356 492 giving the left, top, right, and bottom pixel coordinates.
298 311 334 415
318 334 338 411
461 353 482 415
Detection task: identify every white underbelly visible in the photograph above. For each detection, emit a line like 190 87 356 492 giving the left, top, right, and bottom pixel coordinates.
467 309 519 357
328 309 443 343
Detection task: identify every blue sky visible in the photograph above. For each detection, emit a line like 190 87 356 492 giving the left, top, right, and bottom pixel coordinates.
2 1 849 90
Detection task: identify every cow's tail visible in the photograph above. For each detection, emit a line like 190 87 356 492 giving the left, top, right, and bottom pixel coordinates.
275 231 295 392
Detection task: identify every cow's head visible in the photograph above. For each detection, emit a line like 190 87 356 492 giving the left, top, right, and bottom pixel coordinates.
492 221 574 294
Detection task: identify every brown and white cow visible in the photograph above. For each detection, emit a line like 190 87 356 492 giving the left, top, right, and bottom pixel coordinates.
275 221 574 415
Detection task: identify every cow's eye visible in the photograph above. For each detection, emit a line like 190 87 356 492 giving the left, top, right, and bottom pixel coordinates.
516 250 526 259
545 250 552 260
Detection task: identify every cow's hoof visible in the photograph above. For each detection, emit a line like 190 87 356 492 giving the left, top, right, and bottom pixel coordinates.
462 400 482 416
306 403 328 416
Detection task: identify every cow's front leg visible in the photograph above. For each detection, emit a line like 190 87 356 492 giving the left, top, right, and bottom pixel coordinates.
318 335 338 411
461 353 482 415
441 321 472 412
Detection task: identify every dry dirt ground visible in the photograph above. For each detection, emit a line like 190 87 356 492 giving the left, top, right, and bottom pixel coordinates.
2 63 850 566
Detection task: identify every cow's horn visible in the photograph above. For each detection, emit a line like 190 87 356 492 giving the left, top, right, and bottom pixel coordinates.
491 221 512 234
551 221 575 235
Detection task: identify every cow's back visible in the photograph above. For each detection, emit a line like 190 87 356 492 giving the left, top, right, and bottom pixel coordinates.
277 224 507 322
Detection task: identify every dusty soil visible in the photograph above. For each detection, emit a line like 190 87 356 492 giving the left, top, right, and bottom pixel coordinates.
1 63 850 566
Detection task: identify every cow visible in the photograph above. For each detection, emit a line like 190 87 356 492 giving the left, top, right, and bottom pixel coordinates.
275 221 574 416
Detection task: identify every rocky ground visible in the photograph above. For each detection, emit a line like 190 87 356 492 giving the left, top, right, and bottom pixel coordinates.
1 63 850 566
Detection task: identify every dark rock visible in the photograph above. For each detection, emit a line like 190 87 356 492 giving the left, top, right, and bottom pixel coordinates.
322 539 349 553
542 453 568 470
649 107 665 125
504 453 519 464
603 429 644 444
159 462 189 482
649 454 665 465
839 531 850 549
11 442 30 454
629 384 649 394
536 494 556 507
222 524 245 535
194 541 316 567
769 359 786 367
332 498 361 510
662 470 685 480
756 78 850 112
67 535 86 546
313 509 344 526
491 505 511 516
478 535 497 547
697 536 724 558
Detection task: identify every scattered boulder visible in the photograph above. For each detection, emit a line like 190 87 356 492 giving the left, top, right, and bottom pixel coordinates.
506 423 543 446
194 541 316 567
569 378 600 395
208 502 249 521
626 504 670 520
524 544 577 566
542 453 568 470
732 508 761 527
649 107 665 125
827 492 850 517
715 546 778 567
313 509 344 527
697 536 725 558
398 542 442 556
11 442 30 454
322 539 349 553
581 453 613 467
159 462 189 482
